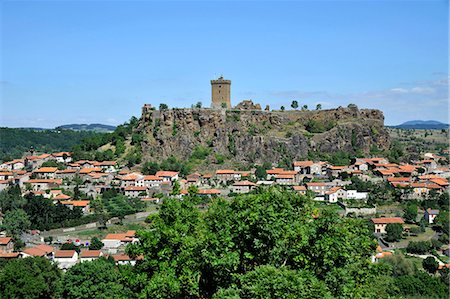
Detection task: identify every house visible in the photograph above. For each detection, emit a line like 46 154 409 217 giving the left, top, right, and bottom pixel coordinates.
102 230 138 250
52 152 72 163
120 173 144 187
112 254 143 266
371 217 404 234
232 180 257 194
22 244 54 259
0 159 25 171
424 209 439 224
80 250 103 262
372 246 393 263
55 169 77 180
98 161 117 173
34 167 58 179
141 175 164 188
155 171 179 182
197 189 221 197
325 187 346 203
292 185 307 195
27 179 62 191
124 186 147 198
266 168 285 180
0 237 14 252
275 174 296 185
306 182 327 195
0 252 20 259
346 189 368 200
60 200 91 214
54 250 78 269
0 172 13 181
215 170 239 182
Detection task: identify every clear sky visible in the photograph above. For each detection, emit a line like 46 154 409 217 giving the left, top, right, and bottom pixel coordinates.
0 0 448 127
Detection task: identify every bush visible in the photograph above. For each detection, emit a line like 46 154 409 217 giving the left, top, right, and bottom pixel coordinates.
406 241 432 254
422 257 439 274
385 223 403 242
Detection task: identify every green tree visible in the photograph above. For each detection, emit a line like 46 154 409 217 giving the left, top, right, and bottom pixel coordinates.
159 103 168 110
422 256 439 274
0 257 61 299
57 258 129 298
385 223 403 242
89 237 104 250
0 186 26 212
195 101 202 109
406 241 432 254
381 253 415 277
280 106 285 111
316 103 322 110
142 161 160 175
1 209 31 238
403 203 418 222
217 265 331 298
170 180 181 196
255 166 267 180
291 100 299 110
301 104 308 111
90 198 109 229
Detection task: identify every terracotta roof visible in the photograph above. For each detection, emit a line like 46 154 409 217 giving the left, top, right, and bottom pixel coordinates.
155 171 178 177
430 178 449 186
275 174 295 179
387 177 411 182
198 189 221 195
35 244 53 254
28 179 62 184
23 247 47 257
143 175 163 181
215 169 235 175
371 217 404 224
79 167 103 174
233 180 257 186
56 169 77 174
293 185 307 191
99 161 116 166
124 186 147 191
293 161 313 167
0 237 12 245
52 152 71 157
306 182 326 187
0 172 13 176
266 168 285 175
54 250 76 258
54 194 71 200
34 167 58 173
60 200 90 207
80 250 102 258
0 252 20 258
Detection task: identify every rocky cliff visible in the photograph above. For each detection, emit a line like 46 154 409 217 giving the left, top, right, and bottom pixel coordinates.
136 103 390 166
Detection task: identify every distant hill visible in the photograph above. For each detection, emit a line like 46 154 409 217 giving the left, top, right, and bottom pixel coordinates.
0 128 108 163
392 120 449 130
56 123 116 133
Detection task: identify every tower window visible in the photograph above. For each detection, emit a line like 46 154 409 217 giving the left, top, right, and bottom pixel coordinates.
219 85 221 88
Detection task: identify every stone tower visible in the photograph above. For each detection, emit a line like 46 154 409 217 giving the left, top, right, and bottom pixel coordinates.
211 76 231 109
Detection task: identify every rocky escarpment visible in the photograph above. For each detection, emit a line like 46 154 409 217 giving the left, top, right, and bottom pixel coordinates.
136 104 390 166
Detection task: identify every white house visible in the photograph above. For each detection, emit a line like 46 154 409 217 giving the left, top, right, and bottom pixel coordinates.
232 180 257 194
54 250 78 269
80 250 103 262
346 189 368 200
424 209 439 224
155 171 179 182
102 231 138 250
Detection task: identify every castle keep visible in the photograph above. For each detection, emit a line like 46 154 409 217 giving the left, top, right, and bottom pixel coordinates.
211 76 231 109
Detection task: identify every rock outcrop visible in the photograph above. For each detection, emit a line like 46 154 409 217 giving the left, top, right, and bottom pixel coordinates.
136 105 390 166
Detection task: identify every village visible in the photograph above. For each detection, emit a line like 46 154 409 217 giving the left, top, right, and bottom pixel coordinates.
0 146 448 272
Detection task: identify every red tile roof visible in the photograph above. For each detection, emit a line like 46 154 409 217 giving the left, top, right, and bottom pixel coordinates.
371 217 404 224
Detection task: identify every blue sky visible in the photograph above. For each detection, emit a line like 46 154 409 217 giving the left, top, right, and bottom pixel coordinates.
0 0 448 127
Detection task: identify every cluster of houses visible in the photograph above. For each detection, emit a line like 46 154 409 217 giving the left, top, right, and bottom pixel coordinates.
0 230 142 270
0 151 448 214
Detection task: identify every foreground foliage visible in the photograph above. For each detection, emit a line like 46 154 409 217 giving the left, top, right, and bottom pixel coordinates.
0 188 448 298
